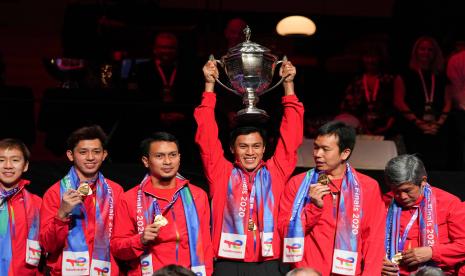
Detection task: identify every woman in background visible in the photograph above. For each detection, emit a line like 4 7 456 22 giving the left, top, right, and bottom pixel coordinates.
393 36 451 170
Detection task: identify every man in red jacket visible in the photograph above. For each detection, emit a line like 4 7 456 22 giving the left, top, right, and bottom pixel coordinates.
382 154 465 276
0 138 42 276
278 121 385 275
40 125 124 275
195 60 303 275
111 132 213 276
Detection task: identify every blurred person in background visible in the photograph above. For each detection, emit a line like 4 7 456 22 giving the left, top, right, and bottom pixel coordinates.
393 36 451 170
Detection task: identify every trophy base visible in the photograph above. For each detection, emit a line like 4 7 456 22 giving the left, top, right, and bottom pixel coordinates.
235 107 270 124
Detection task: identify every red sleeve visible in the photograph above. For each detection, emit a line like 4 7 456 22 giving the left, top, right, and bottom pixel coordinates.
194 92 232 197
360 176 386 276
110 192 146 261
278 173 321 238
196 189 214 276
39 183 70 254
268 95 304 184
431 193 465 267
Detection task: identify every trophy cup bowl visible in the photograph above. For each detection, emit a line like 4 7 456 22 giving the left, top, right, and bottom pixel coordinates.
211 26 287 123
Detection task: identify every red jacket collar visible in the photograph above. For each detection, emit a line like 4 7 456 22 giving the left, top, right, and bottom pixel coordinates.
233 160 266 176
143 176 189 197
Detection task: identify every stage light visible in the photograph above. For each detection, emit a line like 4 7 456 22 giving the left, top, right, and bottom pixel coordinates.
276 16 316 36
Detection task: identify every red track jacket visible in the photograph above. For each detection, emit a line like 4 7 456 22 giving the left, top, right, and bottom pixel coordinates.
194 92 304 262
110 177 213 276
278 170 386 275
40 177 123 275
384 186 465 275
4 180 42 276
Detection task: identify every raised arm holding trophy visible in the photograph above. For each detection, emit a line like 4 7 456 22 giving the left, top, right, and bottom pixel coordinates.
194 25 304 276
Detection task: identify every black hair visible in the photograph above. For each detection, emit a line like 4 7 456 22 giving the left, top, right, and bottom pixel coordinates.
140 131 180 157
66 125 108 151
153 265 196 276
317 121 356 155
0 138 31 162
229 126 267 147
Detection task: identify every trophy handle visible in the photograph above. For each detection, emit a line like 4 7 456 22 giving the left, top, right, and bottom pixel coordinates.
208 55 242 96
260 55 289 95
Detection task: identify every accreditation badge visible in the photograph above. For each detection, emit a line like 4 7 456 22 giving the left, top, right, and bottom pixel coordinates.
191 265 206 276
90 259 111 276
62 251 90 275
140 253 154 276
218 232 247 259
332 249 358 275
25 239 41 266
282 237 304 263
423 103 436 122
261 232 274 257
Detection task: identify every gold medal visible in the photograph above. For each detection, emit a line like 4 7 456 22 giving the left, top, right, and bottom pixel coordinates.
248 219 256 231
318 173 330 185
153 214 168 227
391 252 402 265
77 183 91 196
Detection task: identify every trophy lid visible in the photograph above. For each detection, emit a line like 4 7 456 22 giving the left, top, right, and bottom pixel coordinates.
226 26 272 55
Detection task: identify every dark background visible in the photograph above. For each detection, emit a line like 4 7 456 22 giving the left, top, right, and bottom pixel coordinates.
1 0 465 199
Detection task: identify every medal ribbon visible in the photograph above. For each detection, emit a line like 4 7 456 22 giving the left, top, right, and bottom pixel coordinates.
137 174 206 273
285 164 362 267
60 167 113 275
0 185 21 275
220 166 274 258
385 183 438 269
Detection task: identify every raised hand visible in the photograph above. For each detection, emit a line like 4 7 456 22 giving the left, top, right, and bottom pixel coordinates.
308 183 331 209
203 60 219 84
58 189 82 219
140 223 162 245
381 256 400 276
401 246 432 266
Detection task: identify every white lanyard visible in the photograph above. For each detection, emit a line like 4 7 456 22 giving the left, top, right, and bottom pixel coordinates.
418 69 435 104
362 74 380 103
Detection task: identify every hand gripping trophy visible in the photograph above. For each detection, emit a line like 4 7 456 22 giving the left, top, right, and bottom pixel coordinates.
210 26 288 122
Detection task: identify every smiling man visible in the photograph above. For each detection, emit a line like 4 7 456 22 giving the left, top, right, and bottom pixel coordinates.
0 139 42 275
40 125 124 275
195 60 303 275
278 121 385 275
111 132 213 276
382 154 465 276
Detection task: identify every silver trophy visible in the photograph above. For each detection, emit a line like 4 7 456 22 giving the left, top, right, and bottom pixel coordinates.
210 26 287 122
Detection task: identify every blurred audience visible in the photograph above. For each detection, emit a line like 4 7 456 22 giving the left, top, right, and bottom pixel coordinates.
137 32 198 105
110 31 199 162
339 47 396 137
0 52 36 146
224 17 248 49
446 46 465 170
393 36 451 170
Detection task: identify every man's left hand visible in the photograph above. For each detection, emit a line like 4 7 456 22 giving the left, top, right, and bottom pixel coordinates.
401 247 433 266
